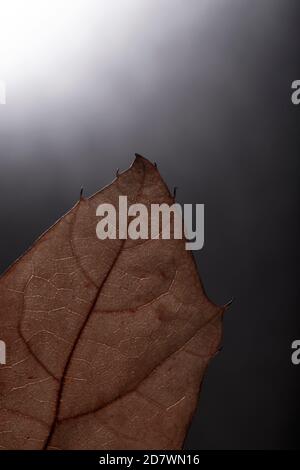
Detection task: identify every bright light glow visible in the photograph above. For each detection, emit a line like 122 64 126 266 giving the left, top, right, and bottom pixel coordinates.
0 1 214 108
0 0 148 82
0 0 91 77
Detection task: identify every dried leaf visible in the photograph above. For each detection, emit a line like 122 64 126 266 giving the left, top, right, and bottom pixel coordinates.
0 155 223 450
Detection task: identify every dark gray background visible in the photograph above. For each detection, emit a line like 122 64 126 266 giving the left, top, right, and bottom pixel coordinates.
0 0 299 449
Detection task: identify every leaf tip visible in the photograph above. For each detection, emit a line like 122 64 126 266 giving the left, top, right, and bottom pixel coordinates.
134 152 145 160
134 153 157 170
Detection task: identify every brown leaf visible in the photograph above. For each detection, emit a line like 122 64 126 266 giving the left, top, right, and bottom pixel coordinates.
0 155 223 450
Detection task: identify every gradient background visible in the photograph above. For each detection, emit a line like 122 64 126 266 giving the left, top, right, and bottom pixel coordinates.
0 0 299 449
